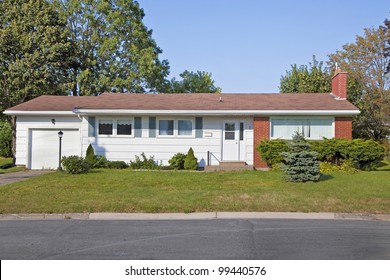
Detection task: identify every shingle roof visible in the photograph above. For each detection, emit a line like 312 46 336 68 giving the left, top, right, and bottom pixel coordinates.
5 92 359 112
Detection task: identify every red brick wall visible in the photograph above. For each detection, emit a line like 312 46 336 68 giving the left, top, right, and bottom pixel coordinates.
335 117 352 139
253 117 270 169
331 71 348 99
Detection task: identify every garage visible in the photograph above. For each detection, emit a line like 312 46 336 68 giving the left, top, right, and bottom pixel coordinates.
29 129 81 170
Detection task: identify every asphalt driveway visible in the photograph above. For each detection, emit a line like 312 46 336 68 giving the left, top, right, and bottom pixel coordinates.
0 171 51 186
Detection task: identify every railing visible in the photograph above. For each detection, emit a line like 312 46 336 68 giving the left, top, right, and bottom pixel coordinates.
207 151 220 166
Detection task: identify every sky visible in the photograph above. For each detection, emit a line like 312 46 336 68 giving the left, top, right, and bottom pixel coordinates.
137 0 390 93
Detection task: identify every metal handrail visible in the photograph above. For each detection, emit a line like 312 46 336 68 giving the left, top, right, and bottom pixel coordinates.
207 151 220 166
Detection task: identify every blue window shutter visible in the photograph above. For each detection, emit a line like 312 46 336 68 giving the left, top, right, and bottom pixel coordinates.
195 117 203 138
149 117 156 138
134 117 142 137
88 117 96 137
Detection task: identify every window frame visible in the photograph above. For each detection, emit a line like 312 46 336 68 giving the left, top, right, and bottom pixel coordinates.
96 117 134 138
270 116 335 140
157 117 195 138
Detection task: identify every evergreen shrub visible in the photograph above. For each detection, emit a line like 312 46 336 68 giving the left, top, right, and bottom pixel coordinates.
256 139 289 167
184 148 198 170
281 133 321 182
168 153 187 170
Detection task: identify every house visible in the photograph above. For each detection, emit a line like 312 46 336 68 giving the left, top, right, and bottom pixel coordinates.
4 70 359 170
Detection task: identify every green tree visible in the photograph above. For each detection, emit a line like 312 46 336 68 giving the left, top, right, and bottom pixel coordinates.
279 56 331 93
0 0 74 118
56 0 170 95
168 70 221 93
281 133 321 182
328 24 390 140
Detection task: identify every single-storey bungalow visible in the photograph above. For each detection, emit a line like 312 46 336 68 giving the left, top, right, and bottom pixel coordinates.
4 70 359 170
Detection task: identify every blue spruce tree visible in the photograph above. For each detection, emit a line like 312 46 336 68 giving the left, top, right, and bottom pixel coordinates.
281 132 321 182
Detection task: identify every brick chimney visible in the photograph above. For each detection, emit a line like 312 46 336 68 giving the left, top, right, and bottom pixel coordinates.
331 68 348 99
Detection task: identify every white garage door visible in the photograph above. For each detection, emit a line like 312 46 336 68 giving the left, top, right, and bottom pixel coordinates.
30 129 81 170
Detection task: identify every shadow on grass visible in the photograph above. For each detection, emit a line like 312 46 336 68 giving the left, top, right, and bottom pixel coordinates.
320 174 334 181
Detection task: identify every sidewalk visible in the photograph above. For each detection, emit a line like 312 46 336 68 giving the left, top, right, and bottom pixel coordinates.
1 212 390 221
0 170 52 187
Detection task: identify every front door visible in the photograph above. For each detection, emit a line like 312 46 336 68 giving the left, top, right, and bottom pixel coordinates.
222 121 239 161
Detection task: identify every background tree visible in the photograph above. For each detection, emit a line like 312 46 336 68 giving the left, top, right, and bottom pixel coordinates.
279 56 331 93
55 0 170 95
167 70 221 93
328 24 390 140
0 0 74 119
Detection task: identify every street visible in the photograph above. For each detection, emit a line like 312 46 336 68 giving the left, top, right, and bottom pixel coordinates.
0 219 389 259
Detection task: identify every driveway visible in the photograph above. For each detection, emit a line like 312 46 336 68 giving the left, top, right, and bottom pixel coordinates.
0 171 51 186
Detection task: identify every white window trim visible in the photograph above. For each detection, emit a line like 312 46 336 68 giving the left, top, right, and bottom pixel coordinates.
157 117 195 138
269 116 335 140
96 117 134 138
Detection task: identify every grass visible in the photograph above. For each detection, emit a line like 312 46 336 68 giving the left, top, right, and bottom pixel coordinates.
0 157 26 174
0 163 389 214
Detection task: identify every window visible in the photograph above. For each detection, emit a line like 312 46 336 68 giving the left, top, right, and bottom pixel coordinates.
159 120 174 136
178 120 192 135
117 120 132 135
224 122 235 140
271 118 333 140
98 120 113 135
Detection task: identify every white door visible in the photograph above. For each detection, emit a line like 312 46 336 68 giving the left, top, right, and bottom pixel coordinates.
222 121 239 161
29 129 81 170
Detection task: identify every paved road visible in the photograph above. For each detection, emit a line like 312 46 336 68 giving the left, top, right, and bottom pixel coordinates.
0 219 389 259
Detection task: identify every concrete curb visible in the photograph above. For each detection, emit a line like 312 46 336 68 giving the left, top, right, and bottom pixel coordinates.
1 212 390 221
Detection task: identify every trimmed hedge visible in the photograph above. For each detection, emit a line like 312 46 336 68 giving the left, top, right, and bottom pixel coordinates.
257 138 385 171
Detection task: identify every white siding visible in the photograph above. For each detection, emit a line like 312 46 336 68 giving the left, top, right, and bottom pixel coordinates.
15 115 82 167
15 115 255 168
82 116 254 167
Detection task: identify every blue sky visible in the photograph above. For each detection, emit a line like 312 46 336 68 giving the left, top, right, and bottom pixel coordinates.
137 0 390 93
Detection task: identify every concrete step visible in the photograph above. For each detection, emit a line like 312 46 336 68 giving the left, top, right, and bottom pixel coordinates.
219 161 247 167
204 165 254 172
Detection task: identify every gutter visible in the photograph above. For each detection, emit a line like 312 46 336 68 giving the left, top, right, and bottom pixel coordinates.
4 109 360 117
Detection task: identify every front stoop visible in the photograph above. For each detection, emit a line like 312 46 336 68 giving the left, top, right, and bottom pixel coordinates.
204 161 254 172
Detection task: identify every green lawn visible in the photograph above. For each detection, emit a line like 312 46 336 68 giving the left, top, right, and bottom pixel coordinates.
0 157 25 174
0 166 389 214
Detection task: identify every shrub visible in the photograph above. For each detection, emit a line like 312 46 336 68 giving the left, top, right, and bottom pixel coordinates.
107 160 128 169
0 121 13 158
320 161 358 173
91 155 107 168
129 153 159 169
85 144 96 164
256 139 289 167
281 133 321 182
310 138 384 170
61 155 91 174
168 153 187 170
184 148 198 170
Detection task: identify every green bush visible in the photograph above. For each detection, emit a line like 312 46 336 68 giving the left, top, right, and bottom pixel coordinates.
311 138 384 170
256 139 289 167
107 160 128 169
61 155 91 174
129 153 159 169
184 147 198 170
0 121 13 158
93 155 108 168
168 153 187 170
320 161 358 173
85 144 96 163
258 138 385 171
